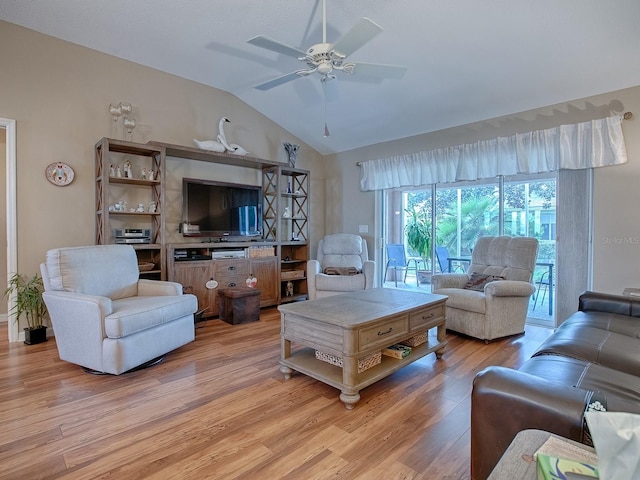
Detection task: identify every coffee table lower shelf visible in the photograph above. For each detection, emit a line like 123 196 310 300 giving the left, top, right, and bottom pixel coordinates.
280 337 447 409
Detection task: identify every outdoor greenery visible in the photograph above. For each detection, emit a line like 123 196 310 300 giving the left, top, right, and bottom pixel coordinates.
4 272 48 329
403 179 556 262
404 207 431 264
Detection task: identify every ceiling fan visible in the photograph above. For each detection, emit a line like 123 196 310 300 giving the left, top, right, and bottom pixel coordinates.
247 0 407 91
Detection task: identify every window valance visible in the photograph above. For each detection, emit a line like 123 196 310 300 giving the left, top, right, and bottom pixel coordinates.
359 115 628 191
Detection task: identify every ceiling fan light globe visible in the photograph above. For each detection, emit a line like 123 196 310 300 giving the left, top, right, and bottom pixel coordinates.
317 61 333 75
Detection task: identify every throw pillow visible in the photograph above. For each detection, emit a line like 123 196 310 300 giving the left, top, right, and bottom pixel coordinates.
323 266 360 276
463 273 505 292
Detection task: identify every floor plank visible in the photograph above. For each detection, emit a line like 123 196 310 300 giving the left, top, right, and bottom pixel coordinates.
0 309 552 479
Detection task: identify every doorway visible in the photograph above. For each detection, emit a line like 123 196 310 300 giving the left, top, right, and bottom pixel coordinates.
1 118 17 342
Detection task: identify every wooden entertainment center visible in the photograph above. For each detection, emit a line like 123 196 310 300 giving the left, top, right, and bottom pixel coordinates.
95 138 310 317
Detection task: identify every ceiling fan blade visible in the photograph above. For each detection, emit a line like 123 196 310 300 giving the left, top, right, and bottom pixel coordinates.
351 62 408 79
254 71 305 91
332 17 383 58
247 36 307 59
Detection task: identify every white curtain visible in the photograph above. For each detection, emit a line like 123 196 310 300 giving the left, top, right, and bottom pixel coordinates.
360 115 627 191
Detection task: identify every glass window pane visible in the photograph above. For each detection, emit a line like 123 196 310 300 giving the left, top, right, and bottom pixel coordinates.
435 183 499 263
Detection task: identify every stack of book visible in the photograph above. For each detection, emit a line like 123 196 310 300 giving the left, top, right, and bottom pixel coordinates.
382 344 412 359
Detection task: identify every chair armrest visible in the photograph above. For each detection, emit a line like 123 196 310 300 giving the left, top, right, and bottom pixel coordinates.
42 291 112 339
431 273 469 290
138 279 183 296
307 260 321 300
579 290 640 317
471 366 591 480
362 260 375 289
485 280 535 297
43 290 113 317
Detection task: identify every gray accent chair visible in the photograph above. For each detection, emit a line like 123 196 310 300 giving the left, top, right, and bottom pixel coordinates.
41 245 198 374
431 236 539 342
307 234 375 300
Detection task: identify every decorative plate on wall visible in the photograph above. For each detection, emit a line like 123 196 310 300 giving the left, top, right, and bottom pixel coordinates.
46 162 75 186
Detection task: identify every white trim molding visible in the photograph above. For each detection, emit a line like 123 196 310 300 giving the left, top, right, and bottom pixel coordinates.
1 118 18 342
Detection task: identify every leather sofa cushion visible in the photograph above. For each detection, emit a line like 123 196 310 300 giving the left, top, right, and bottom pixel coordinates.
534 321 640 376
520 355 640 410
561 310 640 338
106 295 197 338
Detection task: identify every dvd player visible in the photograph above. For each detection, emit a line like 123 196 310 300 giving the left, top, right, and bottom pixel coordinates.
211 250 246 259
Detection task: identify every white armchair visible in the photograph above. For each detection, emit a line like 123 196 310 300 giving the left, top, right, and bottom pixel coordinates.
307 234 375 300
431 236 538 342
41 245 197 374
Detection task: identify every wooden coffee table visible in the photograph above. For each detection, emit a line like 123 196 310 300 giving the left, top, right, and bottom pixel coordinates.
278 288 448 409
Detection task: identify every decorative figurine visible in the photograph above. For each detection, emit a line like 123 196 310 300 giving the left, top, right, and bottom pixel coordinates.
110 164 116 177
123 160 132 179
136 203 145 213
141 168 147 180
283 207 291 218
148 201 157 213
286 281 294 297
116 165 122 178
217 117 249 155
284 143 300 168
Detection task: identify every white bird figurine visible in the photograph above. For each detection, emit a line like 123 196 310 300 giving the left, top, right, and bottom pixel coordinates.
218 117 249 156
193 138 225 152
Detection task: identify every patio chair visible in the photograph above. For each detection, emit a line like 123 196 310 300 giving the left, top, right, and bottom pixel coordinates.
384 244 423 287
436 246 467 273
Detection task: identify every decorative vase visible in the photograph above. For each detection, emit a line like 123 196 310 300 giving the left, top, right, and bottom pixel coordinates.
283 143 300 168
24 326 47 345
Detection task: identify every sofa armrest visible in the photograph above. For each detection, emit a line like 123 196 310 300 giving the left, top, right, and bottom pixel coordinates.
431 273 469 290
471 366 591 480
138 279 183 296
578 290 640 317
485 280 535 298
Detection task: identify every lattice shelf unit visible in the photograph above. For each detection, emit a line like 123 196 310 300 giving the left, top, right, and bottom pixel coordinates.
95 138 166 279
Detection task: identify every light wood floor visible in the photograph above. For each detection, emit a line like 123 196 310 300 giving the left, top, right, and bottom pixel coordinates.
0 310 553 480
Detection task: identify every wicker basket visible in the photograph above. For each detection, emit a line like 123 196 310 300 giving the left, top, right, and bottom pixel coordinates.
401 331 428 347
138 262 155 272
315 350 381 373
281 270 305 280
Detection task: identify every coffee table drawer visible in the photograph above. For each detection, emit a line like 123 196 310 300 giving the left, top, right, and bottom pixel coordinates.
358 316 409 350
410 303 445 330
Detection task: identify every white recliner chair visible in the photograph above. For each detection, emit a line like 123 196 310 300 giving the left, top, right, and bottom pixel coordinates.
41 245 198 374
431 236 539 342
307 234 375 300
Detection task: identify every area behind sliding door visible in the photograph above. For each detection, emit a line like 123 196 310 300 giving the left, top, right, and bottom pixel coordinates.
382 173 561 327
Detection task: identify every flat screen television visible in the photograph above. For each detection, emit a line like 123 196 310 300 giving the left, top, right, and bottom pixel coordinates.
182 178 262 239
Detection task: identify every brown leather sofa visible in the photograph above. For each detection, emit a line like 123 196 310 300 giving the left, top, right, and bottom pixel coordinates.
470 291 640 480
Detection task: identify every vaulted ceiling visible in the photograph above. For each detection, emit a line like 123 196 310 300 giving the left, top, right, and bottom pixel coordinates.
2 0 640 155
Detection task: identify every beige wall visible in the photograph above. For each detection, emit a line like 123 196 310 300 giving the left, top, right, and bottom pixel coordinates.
0 20 326 291
3 18 640 317
327 87 640 296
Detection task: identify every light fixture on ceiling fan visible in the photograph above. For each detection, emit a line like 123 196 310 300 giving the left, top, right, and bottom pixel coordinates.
247 0 407 136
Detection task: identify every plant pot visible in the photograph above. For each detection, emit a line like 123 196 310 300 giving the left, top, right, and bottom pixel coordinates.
24 326 47 345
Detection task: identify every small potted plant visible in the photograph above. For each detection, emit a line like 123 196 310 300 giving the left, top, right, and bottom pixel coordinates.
4 272 48 345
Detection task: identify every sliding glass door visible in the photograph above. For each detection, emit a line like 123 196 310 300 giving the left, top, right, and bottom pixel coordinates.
384 173 556 325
